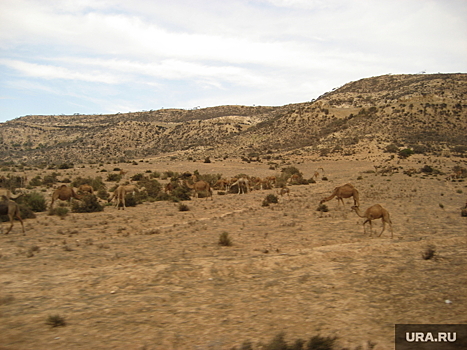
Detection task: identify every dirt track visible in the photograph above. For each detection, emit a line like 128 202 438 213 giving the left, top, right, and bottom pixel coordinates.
0 156 466 350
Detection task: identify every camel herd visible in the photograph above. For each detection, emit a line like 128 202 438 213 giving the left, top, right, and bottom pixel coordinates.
0 168 398 239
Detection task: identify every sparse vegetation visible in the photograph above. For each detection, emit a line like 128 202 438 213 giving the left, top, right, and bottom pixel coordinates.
71 194 104 213
218 232 232 246
178 203 189 211
46 314 66 327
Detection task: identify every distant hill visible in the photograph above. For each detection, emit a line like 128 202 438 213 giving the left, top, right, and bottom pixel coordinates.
1 73 466 165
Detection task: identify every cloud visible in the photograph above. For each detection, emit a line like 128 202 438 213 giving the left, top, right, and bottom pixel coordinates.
0 0 466 122
0 59 121 83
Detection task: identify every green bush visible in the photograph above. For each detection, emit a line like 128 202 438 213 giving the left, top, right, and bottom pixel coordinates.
265 194 278 204
71 194 104 213
17 192 47 212
46 315 66 327
219 232 232 246
178 203 190 211
106 173 122 182
49 206 69 218
398 148 414 159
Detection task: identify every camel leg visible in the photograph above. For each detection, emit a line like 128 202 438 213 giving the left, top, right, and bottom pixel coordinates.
378 221 386 237
15 211 25 235
5 215 14 235
379 221 394 239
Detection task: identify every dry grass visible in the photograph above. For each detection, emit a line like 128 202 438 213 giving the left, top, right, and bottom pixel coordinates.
0 154 466 349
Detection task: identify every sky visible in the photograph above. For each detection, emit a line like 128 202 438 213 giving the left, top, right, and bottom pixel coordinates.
0 0 466 123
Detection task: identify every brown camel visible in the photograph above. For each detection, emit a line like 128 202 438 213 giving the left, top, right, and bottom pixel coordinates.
320 183 360 208
183 180 213 200
77 184 93 194
0 195 25 235
50 185 81 209
351 204 393 238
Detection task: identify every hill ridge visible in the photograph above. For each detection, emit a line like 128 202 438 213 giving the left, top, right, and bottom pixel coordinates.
1 73 466 164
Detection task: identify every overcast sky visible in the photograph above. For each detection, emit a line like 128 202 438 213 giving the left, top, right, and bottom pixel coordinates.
0 0 466 123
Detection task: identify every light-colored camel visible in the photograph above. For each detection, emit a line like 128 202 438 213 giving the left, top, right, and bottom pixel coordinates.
320 183 360 208
0 195 25 235
351 204 393 238
108 184 138 210
183 180 213 200
50 185 81 209
230 177 249 194
77 184 93 194
0 188 23 200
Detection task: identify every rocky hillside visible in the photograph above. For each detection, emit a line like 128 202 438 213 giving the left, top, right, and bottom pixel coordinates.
1 73 466 165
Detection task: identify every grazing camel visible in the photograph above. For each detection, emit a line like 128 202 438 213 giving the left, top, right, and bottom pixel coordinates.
287 174 303 185
50 185 81 209
230 178 249 194
213 178 230 191
0 195 25 235
320 183 360 208
352 204 394 238
77 184 93 194
351 204 393 238
108 185 138 210
183 180 213 200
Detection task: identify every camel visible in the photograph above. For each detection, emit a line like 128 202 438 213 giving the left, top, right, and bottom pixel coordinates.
287 174 303 185
183 180 213 200
213 178 230 191
278 187 290 197
0 188 23 200
351 204 393 238
230 178 249 194
77 184 93 194
320 183 360 208
0 195 25 235
313 167 325 181
50 185 81 209
108 184 138 210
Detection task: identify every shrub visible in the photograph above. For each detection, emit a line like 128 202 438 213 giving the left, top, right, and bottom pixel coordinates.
178 203 190 211
316 204 329 212
17 192 47 212
384 144 399 153
130 173 144 181
49 206 69 218
265 194 278 204
218 232 232 246
46 315 66 327
422 245 436 260
137 178 162 198
398 148 414 159
106 173 122 182
71 194 104 213
171 186 192 201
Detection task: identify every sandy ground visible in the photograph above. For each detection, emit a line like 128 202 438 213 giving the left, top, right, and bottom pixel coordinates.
0 155 466 350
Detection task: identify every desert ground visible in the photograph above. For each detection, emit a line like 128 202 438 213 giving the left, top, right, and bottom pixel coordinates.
0 153 466 350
